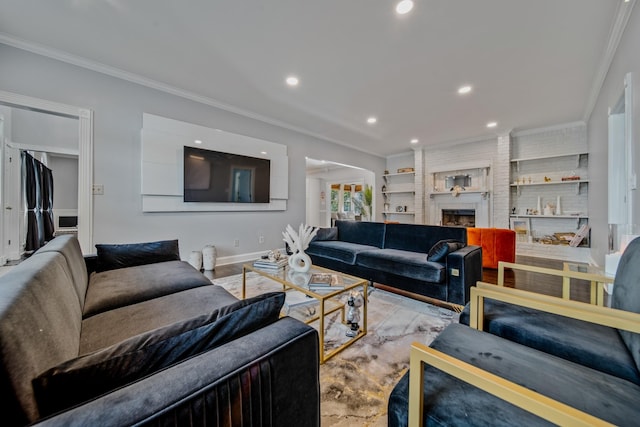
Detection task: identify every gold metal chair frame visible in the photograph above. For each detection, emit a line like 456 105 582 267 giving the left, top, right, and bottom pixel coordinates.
408 261 640 426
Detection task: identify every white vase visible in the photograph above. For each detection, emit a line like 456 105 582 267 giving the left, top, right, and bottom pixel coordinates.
536 196 542 214
556 196 562 216
188 250 202 270
202 245 216 270
288 251 312 273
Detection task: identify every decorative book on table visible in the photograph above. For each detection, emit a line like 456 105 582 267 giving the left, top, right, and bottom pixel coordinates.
253 257 288 270
307 273 344 291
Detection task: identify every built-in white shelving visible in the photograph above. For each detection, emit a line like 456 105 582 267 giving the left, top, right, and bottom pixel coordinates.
382 171 415 223
510 151 589 248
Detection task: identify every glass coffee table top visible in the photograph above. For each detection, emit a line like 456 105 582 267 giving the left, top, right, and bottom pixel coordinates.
242 262 369 363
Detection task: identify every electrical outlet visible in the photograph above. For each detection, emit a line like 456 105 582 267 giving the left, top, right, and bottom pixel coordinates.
92 184 104 195
234 239 240 247
259 235 265 244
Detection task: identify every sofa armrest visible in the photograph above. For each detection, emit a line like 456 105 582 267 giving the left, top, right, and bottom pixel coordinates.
469 282 640 333
408 341 611 427
445 245 482 305
32 317 320 427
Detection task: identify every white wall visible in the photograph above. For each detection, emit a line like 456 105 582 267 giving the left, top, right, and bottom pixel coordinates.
587 4 640 266
0 43 386 262
10 108 78 151
49 155 78 210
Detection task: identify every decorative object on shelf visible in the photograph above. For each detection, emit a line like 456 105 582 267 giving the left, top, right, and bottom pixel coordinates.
569 224 590 247
188 250 202 270
543 202 555 216
528 177 532 184
382 184 387 192
544 176 552 182
556 196 562 216
282 223 318 272
202 245 216 270
384 202 390 212
396 205 405 212
397 167 414 173
345 290 364 337
536 196 542 214
451 185 463 197
384 169 389 175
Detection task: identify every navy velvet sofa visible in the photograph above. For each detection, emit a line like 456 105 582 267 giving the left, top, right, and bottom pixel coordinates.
306 220 482 305
387 238 640 426
0 236 320 427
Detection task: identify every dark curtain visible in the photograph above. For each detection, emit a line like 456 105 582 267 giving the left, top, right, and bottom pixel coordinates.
41 166 55 241
23 152 54 252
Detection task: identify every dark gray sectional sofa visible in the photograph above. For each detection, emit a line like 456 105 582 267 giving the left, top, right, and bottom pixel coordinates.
1 235 320 427
306 220 482 305
388 237 640 426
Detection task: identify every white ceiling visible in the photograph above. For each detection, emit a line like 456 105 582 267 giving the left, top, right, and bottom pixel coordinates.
0 1 627 157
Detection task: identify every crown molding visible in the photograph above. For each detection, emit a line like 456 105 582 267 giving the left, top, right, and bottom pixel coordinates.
582 0 636 122
0 33 383 158
511 121 586 137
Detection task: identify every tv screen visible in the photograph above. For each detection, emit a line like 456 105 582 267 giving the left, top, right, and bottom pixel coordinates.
183 146 271 203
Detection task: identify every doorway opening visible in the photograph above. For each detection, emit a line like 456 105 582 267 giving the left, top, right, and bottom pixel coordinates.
305 158 375 228
0 90 93 263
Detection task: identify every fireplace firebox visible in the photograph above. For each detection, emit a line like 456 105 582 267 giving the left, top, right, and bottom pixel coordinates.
442 209 476 227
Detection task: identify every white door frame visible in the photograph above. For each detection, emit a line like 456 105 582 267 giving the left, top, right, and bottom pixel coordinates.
0 90 93 254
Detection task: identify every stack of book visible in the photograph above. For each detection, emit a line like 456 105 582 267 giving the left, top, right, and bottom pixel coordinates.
253 257 288 271
307 273 344 293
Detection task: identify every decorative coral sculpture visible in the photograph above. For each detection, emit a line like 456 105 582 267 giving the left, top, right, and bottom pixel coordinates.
283 223 318 272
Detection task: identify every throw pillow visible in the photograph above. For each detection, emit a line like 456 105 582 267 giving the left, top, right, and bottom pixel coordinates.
33 291 285 416
427 240 465 262
95 239 180 272
312 227 338 242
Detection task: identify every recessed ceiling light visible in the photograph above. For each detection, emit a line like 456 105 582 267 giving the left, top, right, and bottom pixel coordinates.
486 121 498 128
458 85 472 95
367 117 378 124
285 75 299 86
396 0 414 15
410 139 419 144
194 140 202 144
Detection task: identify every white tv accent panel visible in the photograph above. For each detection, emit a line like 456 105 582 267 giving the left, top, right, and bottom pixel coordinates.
141 113 288 212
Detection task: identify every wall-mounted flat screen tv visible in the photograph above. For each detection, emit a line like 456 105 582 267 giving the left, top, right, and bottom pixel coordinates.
183 146 271 203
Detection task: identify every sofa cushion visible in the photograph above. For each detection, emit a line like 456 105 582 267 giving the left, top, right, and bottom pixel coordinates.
384 223 467 253
357 248 445 283
312 226 338 241
83 260 212 318
388 323 640 427
95 239 180 272
459 299 640 385
427 239 465 262
33 291 286 417
307 241 379 265
80 285 239 353
611 237 640 374
335 220 385 247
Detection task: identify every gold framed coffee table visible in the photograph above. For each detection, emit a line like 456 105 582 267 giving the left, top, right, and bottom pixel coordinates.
242 262 368 363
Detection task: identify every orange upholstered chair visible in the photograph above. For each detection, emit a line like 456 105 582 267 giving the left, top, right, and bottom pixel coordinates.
467 227 516 269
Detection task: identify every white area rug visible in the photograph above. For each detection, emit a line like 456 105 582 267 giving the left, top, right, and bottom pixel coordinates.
212 272 459 426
